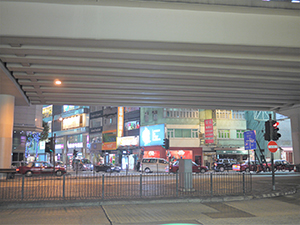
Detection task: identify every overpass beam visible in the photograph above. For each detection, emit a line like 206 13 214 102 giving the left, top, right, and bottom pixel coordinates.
0 95 14 177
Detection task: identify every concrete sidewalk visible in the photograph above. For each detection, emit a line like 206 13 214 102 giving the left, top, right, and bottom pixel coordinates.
0 174 299 225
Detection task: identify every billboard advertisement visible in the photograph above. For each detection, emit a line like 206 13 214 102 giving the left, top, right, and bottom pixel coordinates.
140 124 165 147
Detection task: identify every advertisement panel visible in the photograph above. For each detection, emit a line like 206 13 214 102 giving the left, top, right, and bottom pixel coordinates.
144 151 161 158
102 130 117 150
166 150 193 160
204 119 214 144
117 136 139 147
140 124 165 147
117 107 124 137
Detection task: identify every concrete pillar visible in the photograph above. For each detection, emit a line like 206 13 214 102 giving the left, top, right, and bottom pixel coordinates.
0 95 15 169
279 107 300 164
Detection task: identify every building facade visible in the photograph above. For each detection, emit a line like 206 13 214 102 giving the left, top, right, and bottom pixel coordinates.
42 105 90 165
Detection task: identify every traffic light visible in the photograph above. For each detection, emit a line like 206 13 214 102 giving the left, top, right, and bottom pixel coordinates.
162 138 169 150
45 141 51 153
45 137 54 153
271 120 281 141
264 120 271 141
73 149 78 157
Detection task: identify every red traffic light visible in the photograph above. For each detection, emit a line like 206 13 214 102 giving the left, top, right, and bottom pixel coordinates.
273 122 279 127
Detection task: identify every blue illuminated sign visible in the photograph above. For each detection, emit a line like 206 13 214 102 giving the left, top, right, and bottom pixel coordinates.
244 130 256 150
140 124 165 147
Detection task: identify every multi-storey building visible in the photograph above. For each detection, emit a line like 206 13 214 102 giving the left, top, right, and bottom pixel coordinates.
199 109 248 168
140 107 202 165
12 105 43 162
42 105 89 165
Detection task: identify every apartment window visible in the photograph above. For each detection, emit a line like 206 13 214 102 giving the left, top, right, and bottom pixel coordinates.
164 108 199 118
218 129 230 139
216 110 231 119
168 129 198 138
232 111 245 119
236 130 246 139
90 118 102 128
216 110 245 119
167 129 174 138
191 129 198 138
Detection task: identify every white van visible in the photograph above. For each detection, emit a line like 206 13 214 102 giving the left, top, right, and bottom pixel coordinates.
140 158 169 173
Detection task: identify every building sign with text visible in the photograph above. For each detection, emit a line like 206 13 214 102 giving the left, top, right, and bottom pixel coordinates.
140 124 165 147
204 119 214 144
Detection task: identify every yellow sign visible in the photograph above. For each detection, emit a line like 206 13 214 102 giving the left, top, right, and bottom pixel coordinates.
117 107 124 137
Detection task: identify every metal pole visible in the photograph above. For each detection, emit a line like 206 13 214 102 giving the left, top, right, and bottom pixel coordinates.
243 173 245 195
140 174 142 198
210 173 213 197
63 174 65 200
102 174 105 199
53 133 56 174
176 172 178 197
21 175 25 201
271 153 275 191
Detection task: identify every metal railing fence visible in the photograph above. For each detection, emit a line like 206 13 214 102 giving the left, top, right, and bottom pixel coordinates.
0 172 251 202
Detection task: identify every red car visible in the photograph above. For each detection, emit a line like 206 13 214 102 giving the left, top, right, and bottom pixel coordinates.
170 161 208 173
17 161 66 177
233 160 269 173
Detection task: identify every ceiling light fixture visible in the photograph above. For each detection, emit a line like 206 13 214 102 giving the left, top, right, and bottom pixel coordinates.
54 79 62 85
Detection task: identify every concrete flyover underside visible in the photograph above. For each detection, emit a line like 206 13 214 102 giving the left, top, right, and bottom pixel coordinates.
0 0 299 111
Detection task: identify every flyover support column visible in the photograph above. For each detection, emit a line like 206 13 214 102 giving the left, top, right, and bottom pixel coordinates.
280 107 300 165
0 95 15 171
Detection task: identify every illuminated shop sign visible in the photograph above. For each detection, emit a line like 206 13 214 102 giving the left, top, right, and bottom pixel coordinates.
117 136 139 147
63 105 80 112
125 121 140 131
42 105 52 118
63 115 80 130
117 107 124 137
144 151 160 158
204 119 214 144
166 150 192 160
140 124 165 147
68 142 83 149
102 130 117 150
90 110 103 119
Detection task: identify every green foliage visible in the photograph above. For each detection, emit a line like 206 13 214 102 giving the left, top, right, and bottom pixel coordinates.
40 121 49 141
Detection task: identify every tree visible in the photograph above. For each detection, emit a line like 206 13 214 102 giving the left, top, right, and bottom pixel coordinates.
25 121 50 160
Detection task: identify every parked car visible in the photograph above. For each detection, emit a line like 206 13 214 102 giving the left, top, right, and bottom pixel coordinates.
11 161 28 169
72 158 93 171
94 164 121 173
139 158 169 173
232 160 267 173
55 161 66 169
214 159 238 172
16 161 66 177
170 161 208 173
272 160 294 172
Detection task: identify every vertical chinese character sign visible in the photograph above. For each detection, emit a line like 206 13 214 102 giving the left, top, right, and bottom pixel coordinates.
204 119 214 144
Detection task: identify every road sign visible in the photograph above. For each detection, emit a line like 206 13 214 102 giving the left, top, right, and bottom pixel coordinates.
244 130 256 150
267 141 278 153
